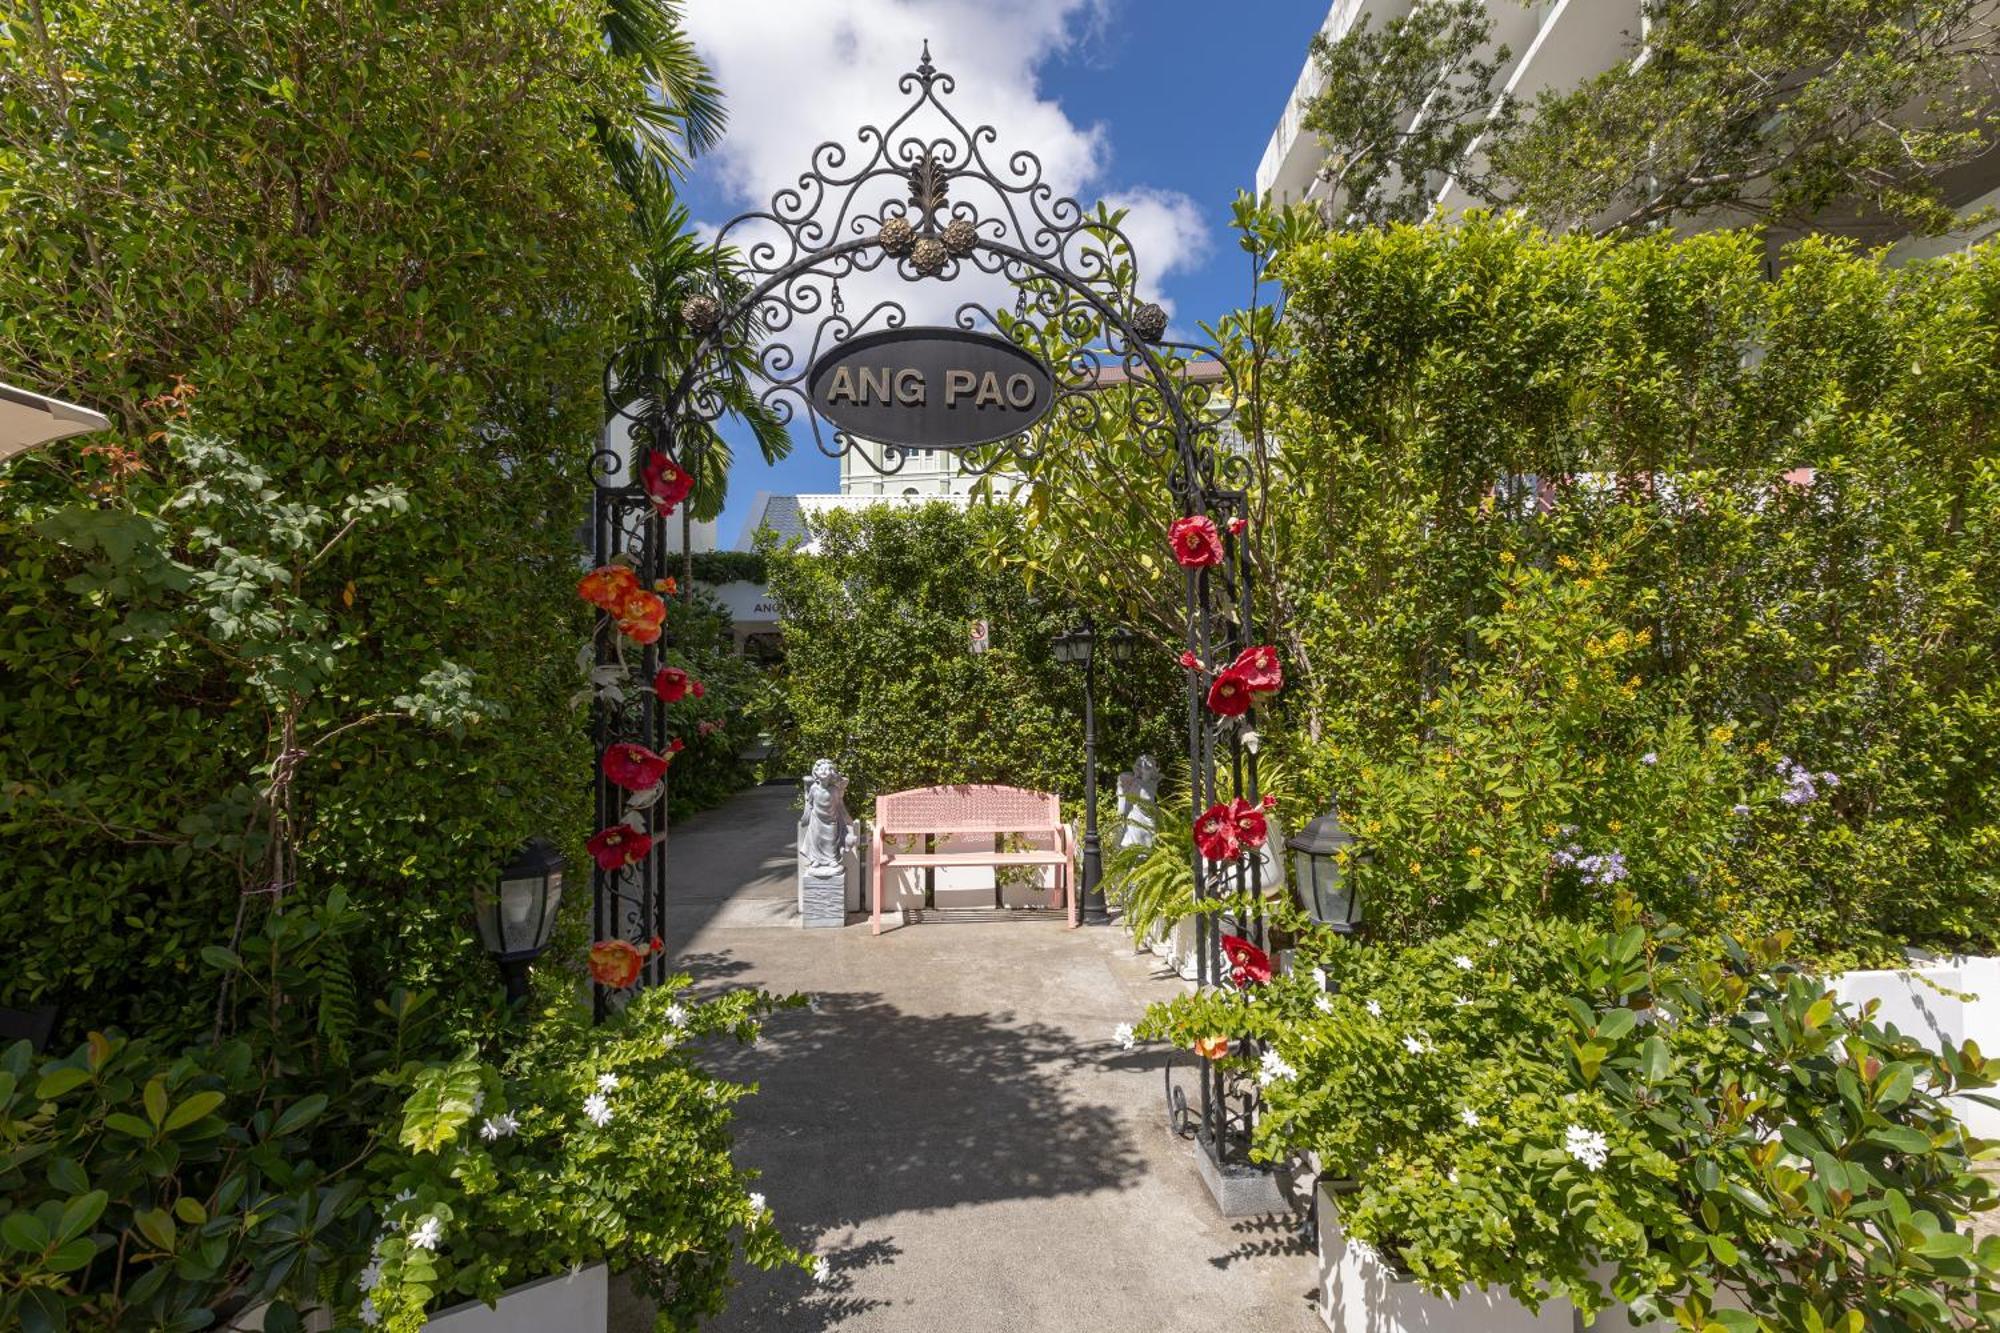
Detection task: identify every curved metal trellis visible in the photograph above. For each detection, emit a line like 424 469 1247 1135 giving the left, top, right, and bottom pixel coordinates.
592 44 1273 1183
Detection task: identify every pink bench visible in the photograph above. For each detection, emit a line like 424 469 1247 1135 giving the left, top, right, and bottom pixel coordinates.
871 785 1075 934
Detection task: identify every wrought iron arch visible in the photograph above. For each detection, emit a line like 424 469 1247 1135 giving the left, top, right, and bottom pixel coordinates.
590 43 1272 1192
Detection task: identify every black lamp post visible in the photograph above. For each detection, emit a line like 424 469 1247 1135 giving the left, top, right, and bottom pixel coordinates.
1052 619 1134 925
474 840 566 1004
1286 801 1363 933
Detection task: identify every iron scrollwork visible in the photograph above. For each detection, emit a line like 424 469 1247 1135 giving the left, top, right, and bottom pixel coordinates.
593 45 1272 1179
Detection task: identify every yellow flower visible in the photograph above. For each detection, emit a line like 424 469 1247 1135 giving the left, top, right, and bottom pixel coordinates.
1608 819 1623 834
1410 861 1423 875
1556 554 1577 571
1468 846 1483 859
1499 551 1515 565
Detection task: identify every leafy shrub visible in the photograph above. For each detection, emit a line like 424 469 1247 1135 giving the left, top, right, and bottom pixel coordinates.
357 985 807 1331
0 0 639 1045
655 589 766 818
760 502 1180 811
0 1031 361 1333
1138 911 2000 1328
1262 219 2000 958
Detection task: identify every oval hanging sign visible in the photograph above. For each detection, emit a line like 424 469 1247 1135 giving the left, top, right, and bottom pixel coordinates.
807 326 1055 450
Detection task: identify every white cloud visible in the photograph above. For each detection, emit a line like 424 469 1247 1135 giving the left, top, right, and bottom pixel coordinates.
679 0 1211 437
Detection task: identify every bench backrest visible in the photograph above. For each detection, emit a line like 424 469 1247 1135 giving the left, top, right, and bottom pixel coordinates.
876 784 1061 836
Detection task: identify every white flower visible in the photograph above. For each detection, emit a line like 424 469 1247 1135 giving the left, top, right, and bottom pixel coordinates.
1486 937 1499 948
1401 1035 1425 1055
1113 1023 1136 1051
1454 995 1472 1007
1447 1169 1460 1184
408 1214 444 1252
1257 1049 1298 1087
582 1092 613 1127
1365 999 1383 1018
470 1089 486 1114
596 1072 621 1093
1453 954 1474 971
359 1298 381 1327
747 1192 766 1215
665 1002 689 1028
479 1113 519 1141
1313 993 1334 1014
1565 1124 1609 1172
811 1255 833 1285
1311 966 1328 991
357 1258 383 1293
1641 751 1658 766
1460 1108 1480 1128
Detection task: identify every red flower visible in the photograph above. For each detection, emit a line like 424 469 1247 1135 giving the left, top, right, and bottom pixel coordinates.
668 737 685 754
654 667 692 702
1206 669 1253 717
615 591 667 644
1229 796 1270 851
1194 1035 1231 1061
586 824 653 871
1228 516 1247 535
691 680 705 699
1194 801 1241 861
642 450 695 517
579 564 641 611
697 719 723 737
603 742 671 791
1221 934 1273 987
588 935 662 989
1169 515 1225 568
1193 797 1272 862
1179 650 1201 671
1228 645 1283 698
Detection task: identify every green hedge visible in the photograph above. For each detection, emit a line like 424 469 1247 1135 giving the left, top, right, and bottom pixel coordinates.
1265 218 2000 959
0 0 636 1044
761 502 1180 812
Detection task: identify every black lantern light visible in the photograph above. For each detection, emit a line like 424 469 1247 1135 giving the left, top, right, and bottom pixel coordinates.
1102 626 1136 664
1050 620 1095 666
1286 801 1362 933
475 840 565 1003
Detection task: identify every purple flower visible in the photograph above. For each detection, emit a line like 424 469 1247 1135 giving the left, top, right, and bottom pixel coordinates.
1732 804 1750 817
1641 752 1658 766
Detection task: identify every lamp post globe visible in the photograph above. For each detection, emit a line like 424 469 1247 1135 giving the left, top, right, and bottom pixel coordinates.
1286 801 1362 934
475 840 566 1004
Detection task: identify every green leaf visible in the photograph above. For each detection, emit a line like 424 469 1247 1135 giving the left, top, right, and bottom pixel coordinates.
46 1237 98 1273
164 1092 225 1132
104 1113 156 1140
3 1209 50 1253
1595 1007 1637 1042
143 1077 169 1128
132 1207 176 1251
1875 1062 1915 1108
199 946 242 972
56 1191 106 1244
172 1197 207 1226
1705 1233 1740 1265
1638 1034 1671 1080
271 1093 327 1138
33 1068 90 1101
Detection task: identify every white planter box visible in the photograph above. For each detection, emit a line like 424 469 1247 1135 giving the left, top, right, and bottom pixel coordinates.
1315 1184 1569 1331
423 1264 607 1333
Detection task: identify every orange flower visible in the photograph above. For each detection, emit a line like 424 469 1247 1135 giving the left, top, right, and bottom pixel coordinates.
1194 1035 1231 1061
579 564 641 611
587 935 663 989
654 576 679 596
615 591 667 644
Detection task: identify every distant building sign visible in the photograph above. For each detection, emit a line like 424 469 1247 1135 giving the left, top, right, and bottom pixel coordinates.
808 326 1055 450
968 619 990 654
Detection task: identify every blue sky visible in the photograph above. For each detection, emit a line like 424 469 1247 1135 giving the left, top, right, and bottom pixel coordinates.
675 0 1329 547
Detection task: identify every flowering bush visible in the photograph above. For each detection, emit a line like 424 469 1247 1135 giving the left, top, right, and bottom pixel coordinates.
353 985 809 1331
1136 911 2000 1328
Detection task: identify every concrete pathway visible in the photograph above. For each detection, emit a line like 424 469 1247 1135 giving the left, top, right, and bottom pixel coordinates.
615 783 1319 1333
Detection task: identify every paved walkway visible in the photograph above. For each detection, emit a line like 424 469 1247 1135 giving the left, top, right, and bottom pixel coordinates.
613 783 1318 1333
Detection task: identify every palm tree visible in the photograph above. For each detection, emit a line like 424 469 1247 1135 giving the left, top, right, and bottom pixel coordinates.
607 182 791 592
593 1 791 589
596 0 726 199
